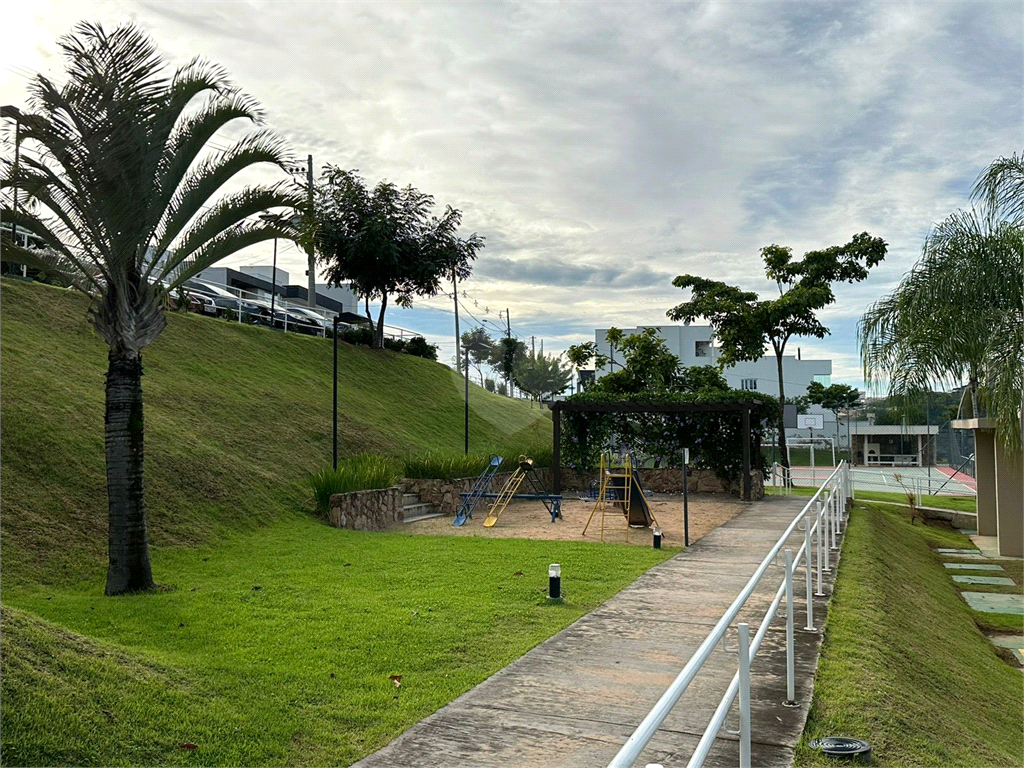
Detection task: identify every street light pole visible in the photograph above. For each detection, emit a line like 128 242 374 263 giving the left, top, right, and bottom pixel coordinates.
333 316 340 470
464 346 470 455
462 340 492 455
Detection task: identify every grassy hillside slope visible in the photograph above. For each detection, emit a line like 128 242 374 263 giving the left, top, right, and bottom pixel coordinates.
795 504 1023 767
0 278 550 586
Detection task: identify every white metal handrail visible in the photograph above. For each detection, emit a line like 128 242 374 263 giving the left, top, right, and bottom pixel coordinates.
770 462 792 496
608 462 850 768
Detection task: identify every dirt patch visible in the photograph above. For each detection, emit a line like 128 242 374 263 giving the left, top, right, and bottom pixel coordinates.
388 492 747 547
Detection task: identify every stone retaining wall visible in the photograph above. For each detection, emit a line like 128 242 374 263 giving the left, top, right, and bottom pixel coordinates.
328 486 402 531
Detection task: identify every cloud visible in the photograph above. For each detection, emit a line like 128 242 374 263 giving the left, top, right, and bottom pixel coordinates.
7 0 1021 389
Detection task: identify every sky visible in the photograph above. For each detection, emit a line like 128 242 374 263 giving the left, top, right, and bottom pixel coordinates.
3 0 1022 391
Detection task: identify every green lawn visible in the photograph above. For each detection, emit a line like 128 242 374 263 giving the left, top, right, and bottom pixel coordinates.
1 517 675 767
794 503 1023 767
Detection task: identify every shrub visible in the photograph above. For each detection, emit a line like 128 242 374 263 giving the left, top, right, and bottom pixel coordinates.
309 454 401 513
405 336 438 360
402 452 499 481
336 325 374 346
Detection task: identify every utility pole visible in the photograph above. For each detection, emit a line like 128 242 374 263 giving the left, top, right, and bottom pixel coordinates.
531 335 535 357
453 276 461 372
305 154 316 308
503 309 511 396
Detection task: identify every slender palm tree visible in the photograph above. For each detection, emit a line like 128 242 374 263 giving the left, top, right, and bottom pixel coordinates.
1 22 301 594
860 206 1022 456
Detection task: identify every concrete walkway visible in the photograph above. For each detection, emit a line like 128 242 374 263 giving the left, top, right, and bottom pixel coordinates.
355 495 842 768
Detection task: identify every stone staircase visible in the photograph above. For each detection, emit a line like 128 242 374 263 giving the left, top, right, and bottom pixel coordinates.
402 493 443 523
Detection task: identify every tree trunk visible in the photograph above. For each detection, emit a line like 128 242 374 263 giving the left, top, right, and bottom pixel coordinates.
104 351 155 595
374 293 389 348
774 343 790 475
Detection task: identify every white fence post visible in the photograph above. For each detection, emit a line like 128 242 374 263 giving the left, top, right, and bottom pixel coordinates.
815 502 825 595
784 549 795 704
804 520 815 629
738 622 751 768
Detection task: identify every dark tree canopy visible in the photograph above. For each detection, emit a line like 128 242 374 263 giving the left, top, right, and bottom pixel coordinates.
668 233 887 471
313 166 484 347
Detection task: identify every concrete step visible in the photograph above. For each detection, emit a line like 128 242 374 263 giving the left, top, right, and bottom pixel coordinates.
402 493 421 505
403 511 445 523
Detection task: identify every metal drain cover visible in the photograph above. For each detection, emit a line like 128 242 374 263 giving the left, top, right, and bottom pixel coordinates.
809 737 871 763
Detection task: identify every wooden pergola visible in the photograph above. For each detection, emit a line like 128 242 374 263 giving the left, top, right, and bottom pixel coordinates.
549 401 760 501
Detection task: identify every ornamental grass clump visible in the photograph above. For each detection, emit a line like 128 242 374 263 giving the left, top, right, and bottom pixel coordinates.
402 452 497 481
310 454 401 512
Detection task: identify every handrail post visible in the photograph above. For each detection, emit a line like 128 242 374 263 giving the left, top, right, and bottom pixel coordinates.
784 549 795 704
815 501 825 595
804 519 815 629
822 498 831 572
831 490 839 549
738 622 751 768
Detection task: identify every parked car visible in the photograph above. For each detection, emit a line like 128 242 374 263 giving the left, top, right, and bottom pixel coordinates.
281 306 327 336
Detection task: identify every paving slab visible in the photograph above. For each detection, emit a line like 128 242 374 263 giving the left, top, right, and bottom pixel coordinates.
943 563 1004 571
951 575 1017 586
989 634 1024 665
355 496 842 768
962 592 1024 615
937 548 983 555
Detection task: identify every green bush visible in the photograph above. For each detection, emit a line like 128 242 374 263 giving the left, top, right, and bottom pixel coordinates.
404 336 438 360
402 452 500 481
309 454 401 512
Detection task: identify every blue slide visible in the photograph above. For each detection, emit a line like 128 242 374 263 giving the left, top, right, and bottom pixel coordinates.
453 455 503 526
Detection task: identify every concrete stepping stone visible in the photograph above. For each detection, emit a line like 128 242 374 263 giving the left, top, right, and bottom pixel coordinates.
951 575 1016 586
937 548 984 558
962 592 1024 615
989 635 1024 665
943 563 1004 571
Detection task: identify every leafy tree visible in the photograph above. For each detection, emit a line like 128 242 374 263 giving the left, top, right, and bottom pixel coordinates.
860 203 1022 456
0 22 299 594
489 337 527 393
312 167 484 348
668 232 887 471
460 326 493 384
807 382 862 458
515 350 572 404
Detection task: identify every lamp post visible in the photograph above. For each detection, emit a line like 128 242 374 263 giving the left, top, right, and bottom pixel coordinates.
463 340 492 454
258 213 279 326
333 315 340 470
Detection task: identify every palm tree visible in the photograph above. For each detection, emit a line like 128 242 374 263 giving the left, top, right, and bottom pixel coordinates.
1 22 301 594
859 205 1022 456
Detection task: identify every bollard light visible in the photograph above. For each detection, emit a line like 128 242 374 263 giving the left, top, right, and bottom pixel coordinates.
652 526 663 549
548 563 561 600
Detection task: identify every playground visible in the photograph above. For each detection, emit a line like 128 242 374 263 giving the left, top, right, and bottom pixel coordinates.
389 491 747 546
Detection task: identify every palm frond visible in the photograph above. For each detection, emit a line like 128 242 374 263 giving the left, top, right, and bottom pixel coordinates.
165 220 289 289
149 130 294 267
973 152 1024 226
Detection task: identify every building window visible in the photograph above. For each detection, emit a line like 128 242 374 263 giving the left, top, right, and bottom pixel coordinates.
741 378 757 390
695 340 712 358
813 374 831 387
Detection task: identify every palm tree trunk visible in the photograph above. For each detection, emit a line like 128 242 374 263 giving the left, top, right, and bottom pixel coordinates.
104 351 155 595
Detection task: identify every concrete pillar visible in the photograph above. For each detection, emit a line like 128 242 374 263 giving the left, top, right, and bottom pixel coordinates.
974 430 998 537
994 440 1023 558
